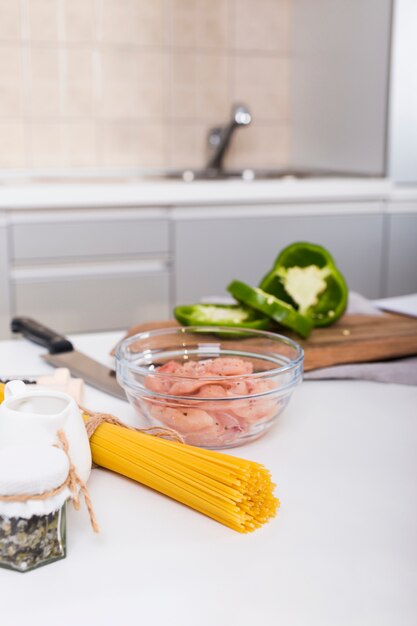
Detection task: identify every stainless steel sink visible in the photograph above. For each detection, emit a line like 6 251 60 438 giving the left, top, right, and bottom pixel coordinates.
162 167 372 182
0 167 376 185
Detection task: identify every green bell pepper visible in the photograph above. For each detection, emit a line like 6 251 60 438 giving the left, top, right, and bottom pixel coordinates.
227 280 313 338
259 241 348 327
173 303 271 330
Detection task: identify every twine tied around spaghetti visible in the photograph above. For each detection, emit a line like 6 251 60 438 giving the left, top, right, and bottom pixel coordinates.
0 411 182 536
0 429 99 533
82 407 184 443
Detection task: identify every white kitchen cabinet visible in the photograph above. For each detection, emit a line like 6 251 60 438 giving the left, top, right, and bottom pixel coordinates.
0 185 415 340
10 210 169 261
13 271 170 334
6 209 172 336
173 204 385 304
384 205 417 296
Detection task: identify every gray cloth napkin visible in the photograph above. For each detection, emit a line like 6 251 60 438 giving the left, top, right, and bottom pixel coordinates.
303 356 417 385
303 292 417 386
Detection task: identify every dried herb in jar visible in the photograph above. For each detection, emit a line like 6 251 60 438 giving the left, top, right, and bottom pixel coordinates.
0 506 66 573
0 445 70 573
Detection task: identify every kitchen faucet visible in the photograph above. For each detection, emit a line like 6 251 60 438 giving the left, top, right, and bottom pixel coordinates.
205 104 252 172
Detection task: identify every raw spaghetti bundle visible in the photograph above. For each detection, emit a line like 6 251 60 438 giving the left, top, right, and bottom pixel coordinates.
0 384 279 532
84 411 279 533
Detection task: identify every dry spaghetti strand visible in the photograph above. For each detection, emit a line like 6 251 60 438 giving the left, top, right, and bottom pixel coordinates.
84 413 279 533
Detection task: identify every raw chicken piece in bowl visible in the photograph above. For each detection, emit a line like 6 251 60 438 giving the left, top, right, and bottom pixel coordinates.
115 326 303 449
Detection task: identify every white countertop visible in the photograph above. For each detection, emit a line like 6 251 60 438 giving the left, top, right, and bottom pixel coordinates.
1 331 417 626
0 177 403 210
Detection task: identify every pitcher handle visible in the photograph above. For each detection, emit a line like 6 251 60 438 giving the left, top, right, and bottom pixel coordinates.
4 380 28 399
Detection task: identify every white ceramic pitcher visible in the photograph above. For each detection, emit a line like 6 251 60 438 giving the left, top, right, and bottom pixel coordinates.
0 380 91 483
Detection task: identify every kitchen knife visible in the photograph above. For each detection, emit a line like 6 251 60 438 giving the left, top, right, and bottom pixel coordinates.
11 316 126 400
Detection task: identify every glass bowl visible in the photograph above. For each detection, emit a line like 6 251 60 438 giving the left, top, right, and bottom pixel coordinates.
115 326 303 449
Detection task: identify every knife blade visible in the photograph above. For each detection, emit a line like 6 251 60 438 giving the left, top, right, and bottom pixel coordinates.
11 316 126 400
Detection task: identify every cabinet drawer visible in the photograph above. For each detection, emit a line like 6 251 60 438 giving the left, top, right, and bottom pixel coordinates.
174 212 385 302
13 272 171 334
11 213 170 261
385 213 417 296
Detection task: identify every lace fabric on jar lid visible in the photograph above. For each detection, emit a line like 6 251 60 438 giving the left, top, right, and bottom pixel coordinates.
0 445 70 572
0 381 97 573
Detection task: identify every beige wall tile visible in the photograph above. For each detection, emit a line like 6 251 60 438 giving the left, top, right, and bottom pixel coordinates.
134 123 169 167
97 48 137 118
29 121 66 166
65 48 94 84
27 47 60 117
62 84 94 119
0 83 25 118
0 122 27 167
234 0 291 52
100 0 167 46
227 122 289 168
136 53 169 118
99 48 137 84
0 0 22 41
0 46 24 80
99 0 138 45
26 0 60 42
99 82 141 119
169 121 287 172
62 0 97 43
0 0 292 171
0 47 24 116
168 123 207 168
29 83 60 117
97 122 168 167
61 49 94 117
171 52 230 122
134 0 169 47
197 54 231 122
234 56 289 121
171 52 197 119
30 46 59 80
62 122 96 166
170 0 229 49
98 50 169 119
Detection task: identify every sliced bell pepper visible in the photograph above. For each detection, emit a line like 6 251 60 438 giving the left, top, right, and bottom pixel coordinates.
227 280 313 338
173 303 271 330
259 242 348 327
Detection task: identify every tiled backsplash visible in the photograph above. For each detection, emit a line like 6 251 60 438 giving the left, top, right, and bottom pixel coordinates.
0 0 291 170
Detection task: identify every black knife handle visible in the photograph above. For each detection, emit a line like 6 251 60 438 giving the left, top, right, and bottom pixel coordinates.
11 317 74 354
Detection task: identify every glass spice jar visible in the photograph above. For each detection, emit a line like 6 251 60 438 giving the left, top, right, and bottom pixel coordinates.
0 504 66 573
0 445 70 573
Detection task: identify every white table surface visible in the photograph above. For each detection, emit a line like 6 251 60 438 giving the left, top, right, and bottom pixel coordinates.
1 331 417 626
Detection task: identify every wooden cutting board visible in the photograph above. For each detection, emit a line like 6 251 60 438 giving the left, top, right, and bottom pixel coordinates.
114 313 417 371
